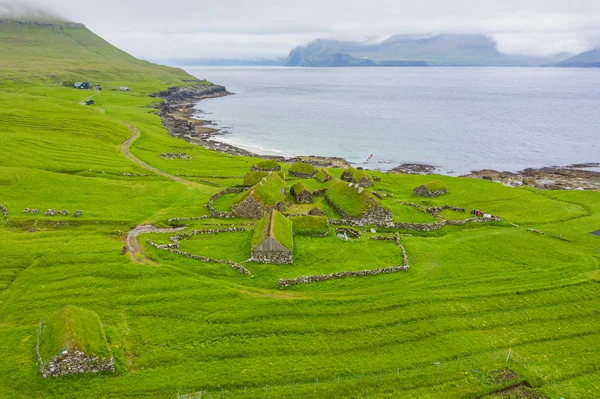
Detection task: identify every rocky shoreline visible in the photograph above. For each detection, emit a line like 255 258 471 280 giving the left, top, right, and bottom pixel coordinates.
463 164 600 191
156 84 350 168
157 84 598 191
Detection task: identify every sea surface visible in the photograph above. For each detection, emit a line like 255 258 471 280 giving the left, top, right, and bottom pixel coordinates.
185 67 600 174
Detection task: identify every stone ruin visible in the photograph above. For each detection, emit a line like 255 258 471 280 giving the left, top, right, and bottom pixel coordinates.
308 207 326 216
38 306 115 378
232 193 285 219
41 350 115 378
413 184 448 197
45 209 70 216
161 153 192 159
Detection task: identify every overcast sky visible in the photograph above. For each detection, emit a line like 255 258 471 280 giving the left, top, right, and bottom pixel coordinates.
2 0 600 60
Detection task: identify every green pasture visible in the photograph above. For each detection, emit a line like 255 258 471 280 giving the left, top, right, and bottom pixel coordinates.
0 18 599 399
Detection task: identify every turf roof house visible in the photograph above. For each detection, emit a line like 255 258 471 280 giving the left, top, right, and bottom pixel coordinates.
251 160 281 172
251 210 294 264
341 167 375 187
38 306 115 378
290 182 312 204
326 182 392 225
232 174 286 219
288 162 317 178
414 180 448 197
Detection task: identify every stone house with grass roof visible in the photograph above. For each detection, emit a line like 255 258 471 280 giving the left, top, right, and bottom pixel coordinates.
290 182 312 204
251 210 293 264
38 306 115 378
232 174 286 219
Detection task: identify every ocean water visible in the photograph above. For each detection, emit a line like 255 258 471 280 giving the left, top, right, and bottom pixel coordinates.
185 66 600 174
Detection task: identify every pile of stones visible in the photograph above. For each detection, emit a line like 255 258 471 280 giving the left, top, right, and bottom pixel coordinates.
45 209 69 216
23 208 40 214
40 350 114 378
0 204 8 217
160 153 192 159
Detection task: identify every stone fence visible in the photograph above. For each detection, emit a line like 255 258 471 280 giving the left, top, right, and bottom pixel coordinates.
278 265 409 287
278 233 410 287
206 187 247 218
312 188 329 196
168 215 213 222
161 153 192 159
146 239 252 275
0 204 8 218
397 201 465 217
383 216 500 231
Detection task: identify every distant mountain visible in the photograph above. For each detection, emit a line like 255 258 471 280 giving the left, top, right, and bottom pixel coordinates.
165 58 284 67
284 34 569 67
552 49 600 68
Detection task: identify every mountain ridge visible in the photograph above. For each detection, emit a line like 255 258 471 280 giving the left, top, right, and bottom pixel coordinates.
284 34 572 67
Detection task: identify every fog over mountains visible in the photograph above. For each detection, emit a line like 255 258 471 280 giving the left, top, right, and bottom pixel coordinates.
283 34 589 67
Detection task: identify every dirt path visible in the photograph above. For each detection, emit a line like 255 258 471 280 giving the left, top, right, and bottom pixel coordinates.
120 124 198 185
126 224 185 263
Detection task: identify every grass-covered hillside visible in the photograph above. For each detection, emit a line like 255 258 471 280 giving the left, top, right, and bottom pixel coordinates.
1 16 600 399
0 19 194 88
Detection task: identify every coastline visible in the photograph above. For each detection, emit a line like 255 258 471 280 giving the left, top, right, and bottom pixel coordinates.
157 84 351 168
157 84 599 191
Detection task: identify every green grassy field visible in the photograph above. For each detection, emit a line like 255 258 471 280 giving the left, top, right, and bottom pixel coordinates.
1 18 599 399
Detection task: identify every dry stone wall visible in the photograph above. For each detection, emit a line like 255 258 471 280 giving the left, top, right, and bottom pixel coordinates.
146 239 252 275
413 185 447 197
206 187 247 218
251 251 293 264
232 196 284 219
325 196 393 226
279 233 409 287
161 153 192 159
40 350 114 378
278 265 408 287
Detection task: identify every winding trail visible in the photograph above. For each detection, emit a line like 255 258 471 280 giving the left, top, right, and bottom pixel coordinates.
120 124 197 185
126 225 185 263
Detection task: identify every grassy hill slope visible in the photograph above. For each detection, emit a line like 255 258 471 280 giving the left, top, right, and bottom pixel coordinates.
0 19 193 88
0 17 599 399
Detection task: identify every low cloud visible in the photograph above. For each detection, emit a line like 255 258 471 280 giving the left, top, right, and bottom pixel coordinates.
0 0 64 20
4 0 600 59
